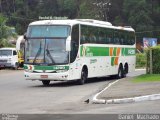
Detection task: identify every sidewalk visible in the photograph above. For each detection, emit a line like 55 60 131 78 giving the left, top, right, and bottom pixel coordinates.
98 77 160 100
93 77 160 104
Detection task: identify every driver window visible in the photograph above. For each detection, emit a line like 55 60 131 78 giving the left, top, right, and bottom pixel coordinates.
13 51 17 55
71 24 79 63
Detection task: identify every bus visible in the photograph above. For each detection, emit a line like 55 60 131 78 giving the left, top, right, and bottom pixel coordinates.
24 19 136 85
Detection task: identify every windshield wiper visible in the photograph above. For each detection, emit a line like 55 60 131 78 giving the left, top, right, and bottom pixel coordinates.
46 44 55 64
33 42 42 64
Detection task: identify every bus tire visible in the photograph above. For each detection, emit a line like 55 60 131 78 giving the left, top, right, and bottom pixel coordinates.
117 65 124 79
42 80 50 86
123 64 128 78
78 67 88 85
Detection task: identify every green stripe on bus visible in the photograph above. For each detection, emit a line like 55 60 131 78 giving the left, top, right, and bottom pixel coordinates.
122 48 136 56
80 46 110 57
122 48 125 56
35 66 69 70
113 48 117 56
111 57 115 66
80 46 135 57
89 47 109 56
24 65 69 70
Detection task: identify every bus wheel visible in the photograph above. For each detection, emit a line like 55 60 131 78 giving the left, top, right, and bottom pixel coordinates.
117 65 124 79
78 67 88 85
123 64 128 78
42 80 50 86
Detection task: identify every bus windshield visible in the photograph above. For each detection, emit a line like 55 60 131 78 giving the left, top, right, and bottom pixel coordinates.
25 25 70 65
0 50 12 56
27 25 70 38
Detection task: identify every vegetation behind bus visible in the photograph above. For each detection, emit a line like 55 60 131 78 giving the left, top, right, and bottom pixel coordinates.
0 14 17 48
146 46 160 74
136 53 146 68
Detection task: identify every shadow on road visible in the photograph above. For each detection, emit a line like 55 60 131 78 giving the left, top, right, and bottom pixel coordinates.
31 76 116 88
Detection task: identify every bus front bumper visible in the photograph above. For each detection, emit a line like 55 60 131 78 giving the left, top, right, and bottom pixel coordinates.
24 71 70 81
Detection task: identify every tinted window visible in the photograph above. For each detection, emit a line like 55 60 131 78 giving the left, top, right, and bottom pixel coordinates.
80 25 135 45
13 51 17 55
71 25 79 63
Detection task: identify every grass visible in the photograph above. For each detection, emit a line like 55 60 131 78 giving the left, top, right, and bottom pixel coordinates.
132 74 160 83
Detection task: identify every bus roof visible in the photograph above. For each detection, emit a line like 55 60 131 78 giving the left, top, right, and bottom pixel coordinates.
29 19 135 32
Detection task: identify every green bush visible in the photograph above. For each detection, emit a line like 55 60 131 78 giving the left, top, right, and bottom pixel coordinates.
136 53 146 68
146 46 160 74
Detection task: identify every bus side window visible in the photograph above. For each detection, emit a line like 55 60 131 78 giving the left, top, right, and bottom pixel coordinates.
130 32 135 45
114 31 120 44
106 30 112 44
89 34 96 43
131 33 135 45
124 32 128 45
81 25 89 44
120 32 124 45
128 32 132 45
81 35 86 44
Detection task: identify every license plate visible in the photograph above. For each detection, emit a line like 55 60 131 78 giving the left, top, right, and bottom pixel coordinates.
41 75 48 79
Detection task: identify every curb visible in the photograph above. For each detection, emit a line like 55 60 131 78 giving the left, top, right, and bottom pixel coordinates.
106 94 160 104
91 80 160 104
91 80 119 104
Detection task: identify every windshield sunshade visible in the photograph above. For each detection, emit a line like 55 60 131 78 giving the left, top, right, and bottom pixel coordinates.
27 25 70 38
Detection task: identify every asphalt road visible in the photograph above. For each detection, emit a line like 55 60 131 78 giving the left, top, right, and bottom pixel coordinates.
0 69 159 114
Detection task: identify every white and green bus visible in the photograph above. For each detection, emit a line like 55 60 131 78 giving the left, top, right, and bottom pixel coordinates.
24 19 136 85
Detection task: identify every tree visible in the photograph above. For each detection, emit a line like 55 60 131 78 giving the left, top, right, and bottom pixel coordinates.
0 14 8 39
57 0 77 18
79 0 98 19
123 0 153 31
0 14 14 47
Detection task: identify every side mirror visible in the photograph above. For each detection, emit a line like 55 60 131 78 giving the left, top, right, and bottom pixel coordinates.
66 36 71 51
